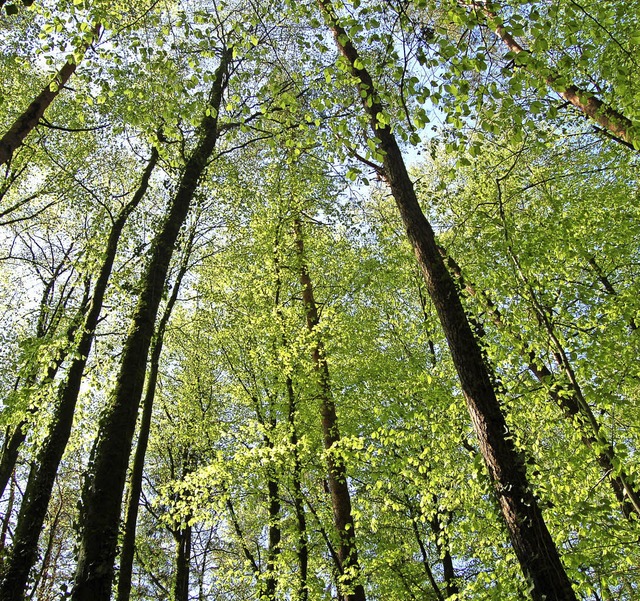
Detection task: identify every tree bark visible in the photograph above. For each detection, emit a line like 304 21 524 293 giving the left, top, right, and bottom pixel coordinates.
70 50 230 601
317 3 577 599
294 218 366 601
173 524 192 601
287 376 309 601
117 226 196 601
441 248 640 519
0 25 100 166
474 2 638 150
0 148 158 601
0 281 87 502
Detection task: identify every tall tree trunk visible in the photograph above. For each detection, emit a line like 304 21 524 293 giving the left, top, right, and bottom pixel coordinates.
265 450 281 601
0 25 101 166
429 512 458 598
471 2 637 150
0 148 158 601
317 3 577 599
294 218 366 601
173 524 192 601
117 226 196 601
71 50 230 601
287 376 309 601
0 279 87 502
274 236 309 601
441 248 640 519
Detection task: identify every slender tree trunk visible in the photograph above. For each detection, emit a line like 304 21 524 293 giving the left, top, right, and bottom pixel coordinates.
441 248 640 519
287 376 309 601
265 453 281 601
71 50 230 601
0 285 87 502
173 523 192 601
472 2 637 150
317 3 577 599
294 218 366 601
429 512 458 598
117 226 196 601
0 148 158 601
410 518 444 601
274 237 309 601
0 472 15 548
0 25 101 166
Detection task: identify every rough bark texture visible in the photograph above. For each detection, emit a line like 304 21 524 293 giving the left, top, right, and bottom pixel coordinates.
441 249 640 519
477 3 638 150
317 2 577 599
0 148 158 601
294 219 366 601
71 51 229 601
0 25 100 166
117 228 195 601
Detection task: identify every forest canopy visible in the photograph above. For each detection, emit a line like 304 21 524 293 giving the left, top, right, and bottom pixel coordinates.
0 1 639 600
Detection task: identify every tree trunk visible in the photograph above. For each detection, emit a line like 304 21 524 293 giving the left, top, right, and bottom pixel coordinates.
0 25 100 166
265 456 281 601
0 148 158 601
117 226 196 601
287 376 309 601
0 284 87 502
317 3 577 599
473 2 637 150
274 238 309 601
70 50 230 601
294 218 366 601
441 248 640 519
173 524 192 601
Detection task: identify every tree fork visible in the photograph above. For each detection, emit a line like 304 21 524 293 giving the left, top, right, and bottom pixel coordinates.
316 2 578 599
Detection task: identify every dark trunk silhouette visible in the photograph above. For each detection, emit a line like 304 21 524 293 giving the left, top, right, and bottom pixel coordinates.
117 227 195 601
71 51 230 601
71 49 230 601
0 25 100 166
0 147 158 601
317 2 577 599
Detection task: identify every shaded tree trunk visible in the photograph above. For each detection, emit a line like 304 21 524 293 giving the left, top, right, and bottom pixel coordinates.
441 248 640 519
173 524 192 601
265 452 281 601
0 25 100 166
294 218 366 601
70 50 230 601
0 275 88 502
0 147 158 601
274 235 309 601
287 376 309 601
317 3 577 599
117 226 196 601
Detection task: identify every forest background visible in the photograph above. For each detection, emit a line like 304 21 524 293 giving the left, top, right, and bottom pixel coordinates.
0 0 639 600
